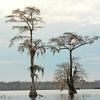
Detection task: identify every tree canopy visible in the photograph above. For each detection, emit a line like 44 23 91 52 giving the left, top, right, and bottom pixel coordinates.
49 32 99 52
6 7 43 34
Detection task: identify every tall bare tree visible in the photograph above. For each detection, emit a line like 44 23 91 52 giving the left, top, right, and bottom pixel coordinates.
49 32 99 94
6 7 45 97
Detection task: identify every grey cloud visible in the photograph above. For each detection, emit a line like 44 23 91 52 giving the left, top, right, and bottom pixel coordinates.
39 0 100 28
80 54 100 65
0 60 23 65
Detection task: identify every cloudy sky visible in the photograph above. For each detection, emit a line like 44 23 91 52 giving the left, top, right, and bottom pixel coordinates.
0 0 100 82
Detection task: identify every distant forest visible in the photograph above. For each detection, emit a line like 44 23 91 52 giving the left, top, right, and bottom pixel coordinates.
0 80 100 90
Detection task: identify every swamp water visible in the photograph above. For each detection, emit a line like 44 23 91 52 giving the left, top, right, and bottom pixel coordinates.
0 89 100 100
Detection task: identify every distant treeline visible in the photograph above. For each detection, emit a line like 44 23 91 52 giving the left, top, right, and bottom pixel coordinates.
0 80 100 90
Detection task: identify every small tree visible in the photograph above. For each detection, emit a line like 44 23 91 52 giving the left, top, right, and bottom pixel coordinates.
54 57 86 91
6 7 45 97
49 32 99 94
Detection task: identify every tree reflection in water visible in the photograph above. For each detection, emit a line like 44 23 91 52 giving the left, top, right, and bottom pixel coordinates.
29 94 44 100
60 94 75 100
68 94 74 100
30 97 36 100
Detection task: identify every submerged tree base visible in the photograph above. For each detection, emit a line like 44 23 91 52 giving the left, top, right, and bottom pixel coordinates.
69 88 77 94
68 85 77 94
29 90 37 97
69 90 77 94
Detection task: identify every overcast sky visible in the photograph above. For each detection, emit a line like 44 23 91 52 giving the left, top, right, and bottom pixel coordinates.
0 0 100 82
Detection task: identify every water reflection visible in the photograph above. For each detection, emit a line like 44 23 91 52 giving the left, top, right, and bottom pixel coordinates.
0 91 100 100
60 94 75 100
60 94 86 100
28 94 91 100
0 95 12 100
29 97 36 100
46 94 100 100
29 94 44 100
68 94 74 100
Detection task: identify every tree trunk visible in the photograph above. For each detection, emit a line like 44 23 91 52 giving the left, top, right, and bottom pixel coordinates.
29 53 37 97
68 50 77 94
29 75 37 97
29 30 37 97
68 81 77 94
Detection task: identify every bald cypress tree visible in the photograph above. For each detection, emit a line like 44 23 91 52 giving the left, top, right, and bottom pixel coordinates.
49 32 99 94
6 6 45 97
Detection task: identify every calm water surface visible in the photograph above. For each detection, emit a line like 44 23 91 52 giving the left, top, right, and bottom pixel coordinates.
0 90 100 100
